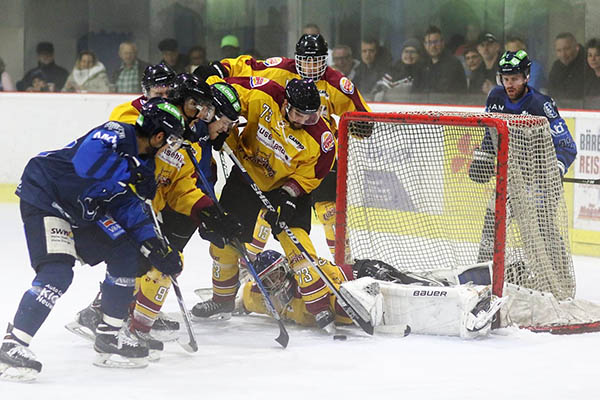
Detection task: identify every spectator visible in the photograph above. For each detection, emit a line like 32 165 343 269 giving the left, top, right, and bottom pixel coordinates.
505 36 545 90
463 46 484 94
185 46 207 74
220 35 241 59
372 38 424 100
158 38 187 73
332 45 360 80
17 42 68 92
584 38 600 97
353 37 386 95
111 41 149 93
548 32 586 99
413 26 466 93
0 57 16 91
471 33 502 94
62 50 111 93
302 23 321 35
25 69 52 92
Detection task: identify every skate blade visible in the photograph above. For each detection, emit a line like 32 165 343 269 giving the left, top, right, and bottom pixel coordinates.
93 353 149 369
149 329 179 342
0 363 40 382
148 350 161 363
191 312 232 322
65 321 96 342
193 288 213 300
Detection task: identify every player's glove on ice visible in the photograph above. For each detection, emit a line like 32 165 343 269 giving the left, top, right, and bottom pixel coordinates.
124 155 157 200
468 148 496 184
192 204 244 248
264 189 298 235
141 237 183 276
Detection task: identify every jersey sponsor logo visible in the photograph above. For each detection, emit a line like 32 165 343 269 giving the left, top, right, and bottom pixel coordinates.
44 216 77 257
97 216 125 239
263 57 283 67
550 120 567 137
339 77 355 95
257 123 292 165
250 76 270 88
103 121 126 138
158 147 185 169
321 131 335 153
413 290 447 297
487 103 504 112
92 130 118 145
35 284 63 310
543 101 558 118
287 134 305 151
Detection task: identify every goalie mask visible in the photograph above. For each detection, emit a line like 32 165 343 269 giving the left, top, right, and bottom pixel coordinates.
136 97 186 152
295 34 328 81
254 250 295 312
142 62 176 98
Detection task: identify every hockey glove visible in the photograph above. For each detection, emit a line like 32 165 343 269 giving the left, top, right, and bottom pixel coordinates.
264 189 298 236
141 237 183 276
124 155 157 200
210 131 228 151
192 61 228 80
192 205 244 248
468 148 496 184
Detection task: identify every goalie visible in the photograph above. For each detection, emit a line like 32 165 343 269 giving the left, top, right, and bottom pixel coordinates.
238 251 504 339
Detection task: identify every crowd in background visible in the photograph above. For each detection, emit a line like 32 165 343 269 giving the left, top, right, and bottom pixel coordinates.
2 24 600 104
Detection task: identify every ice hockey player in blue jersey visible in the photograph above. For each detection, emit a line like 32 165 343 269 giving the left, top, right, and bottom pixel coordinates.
468 50 577 265
0 98 186 381
473 50 577 178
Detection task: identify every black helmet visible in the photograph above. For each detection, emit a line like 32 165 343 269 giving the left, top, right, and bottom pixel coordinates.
168 73 212 106
285 78 320 113
295 34 328 80
211 82 241 122
136 98 185 150
141 62 176 96
498 50 532 77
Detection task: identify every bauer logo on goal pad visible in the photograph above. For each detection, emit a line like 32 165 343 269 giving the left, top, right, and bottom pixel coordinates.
321 131 335 153
339 77 355 95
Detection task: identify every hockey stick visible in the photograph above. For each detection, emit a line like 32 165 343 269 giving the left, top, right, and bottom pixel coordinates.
182 143 289 348
222 143 375 335
562 177 600 185
124 183 199 353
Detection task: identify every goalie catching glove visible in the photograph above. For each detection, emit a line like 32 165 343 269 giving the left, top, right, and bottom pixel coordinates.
468 148 495 184
191 204 244 248
264 187 298 236
140 237 183 276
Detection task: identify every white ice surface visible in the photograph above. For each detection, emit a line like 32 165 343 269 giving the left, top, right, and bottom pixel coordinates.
0 202 599 399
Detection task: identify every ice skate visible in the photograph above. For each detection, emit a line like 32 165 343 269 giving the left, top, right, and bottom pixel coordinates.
0 334 42 382
191 299 235 320
93 323 149 369
65 302 102 342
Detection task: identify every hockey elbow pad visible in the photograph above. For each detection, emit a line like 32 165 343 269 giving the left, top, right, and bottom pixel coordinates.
468 149 496 184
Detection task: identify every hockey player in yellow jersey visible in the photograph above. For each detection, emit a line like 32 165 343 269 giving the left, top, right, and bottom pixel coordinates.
67 74 244 354
196 34 371 259
110 62 177 124
240 250 353 330
191 77 340 330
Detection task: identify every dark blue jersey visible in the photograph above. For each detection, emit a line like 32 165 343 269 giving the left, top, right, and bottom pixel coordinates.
16 121 156 243
483 85 577 174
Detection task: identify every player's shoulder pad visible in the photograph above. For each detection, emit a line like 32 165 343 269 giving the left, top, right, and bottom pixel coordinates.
322 67 356 95
304 119 336 154
90 121 131 145
528 87 560 119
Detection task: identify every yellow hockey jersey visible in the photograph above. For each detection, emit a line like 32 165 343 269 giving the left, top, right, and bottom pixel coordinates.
218 76 336 195
218 55 371 134
241 258 353 326
109 97 213 215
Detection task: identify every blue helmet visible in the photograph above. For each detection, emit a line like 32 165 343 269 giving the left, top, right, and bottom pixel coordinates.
254 250 294 295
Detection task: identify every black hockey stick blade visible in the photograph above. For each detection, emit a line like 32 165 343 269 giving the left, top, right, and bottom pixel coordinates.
275 320 289 348
170 276 199 353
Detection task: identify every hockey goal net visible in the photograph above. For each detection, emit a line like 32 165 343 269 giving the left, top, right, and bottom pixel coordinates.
336 111 600 334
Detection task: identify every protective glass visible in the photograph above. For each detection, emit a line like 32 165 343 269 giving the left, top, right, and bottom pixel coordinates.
214 112 239 131
286 104 320 126
193 100 216 122
165 133 184 151
294 54 327 81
